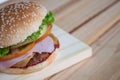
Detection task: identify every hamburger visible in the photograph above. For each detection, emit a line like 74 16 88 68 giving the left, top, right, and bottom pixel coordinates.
0 1 59 74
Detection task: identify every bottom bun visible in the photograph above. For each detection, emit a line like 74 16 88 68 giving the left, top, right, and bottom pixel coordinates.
0 49 58 74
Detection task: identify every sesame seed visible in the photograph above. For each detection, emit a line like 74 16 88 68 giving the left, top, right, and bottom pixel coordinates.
18 18 21 21
8 23 11 25
8 10 11 14
13 24 15 27
6 20 9 24
13 29 16 32
0 1 41 40
5 29 7 31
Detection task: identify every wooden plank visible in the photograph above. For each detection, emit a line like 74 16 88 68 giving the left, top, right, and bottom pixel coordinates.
0 0 70 10
54 0 117 32
48 22 120 80
37 0 70 10
0 25 92 80
72 1 120 45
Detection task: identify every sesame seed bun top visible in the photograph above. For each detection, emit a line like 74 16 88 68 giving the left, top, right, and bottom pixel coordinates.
0 1 47 48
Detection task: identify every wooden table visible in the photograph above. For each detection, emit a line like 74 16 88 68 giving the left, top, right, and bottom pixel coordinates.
0 0 120 80
38 0 120 80
0 0 119 80
40 0 120 80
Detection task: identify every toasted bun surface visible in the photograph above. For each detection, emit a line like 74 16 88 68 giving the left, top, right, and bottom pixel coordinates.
0 1 47 48
0 49 58 74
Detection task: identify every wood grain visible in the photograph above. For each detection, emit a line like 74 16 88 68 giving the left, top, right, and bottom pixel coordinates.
69 0 119 33
0 0 120 80
48 21 120 80
36 0 70 10
42 0 120 80
38 0 118 32
54 0 117 32
72 1 120 45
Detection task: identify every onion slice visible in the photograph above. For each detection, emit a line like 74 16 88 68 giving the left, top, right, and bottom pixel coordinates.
0 36 55 69
0 42 35 61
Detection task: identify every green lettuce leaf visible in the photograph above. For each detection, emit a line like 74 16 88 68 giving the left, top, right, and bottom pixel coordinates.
25 11 54 42
0 11 55 57
0 48 9 57
42 11 55 25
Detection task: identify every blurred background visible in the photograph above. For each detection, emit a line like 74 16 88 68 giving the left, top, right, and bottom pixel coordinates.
39 0 120 44
38 0 120 80
0 0 120 80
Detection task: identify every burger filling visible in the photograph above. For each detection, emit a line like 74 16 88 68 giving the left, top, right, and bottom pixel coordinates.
0 34 59 69
0 12 54 58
